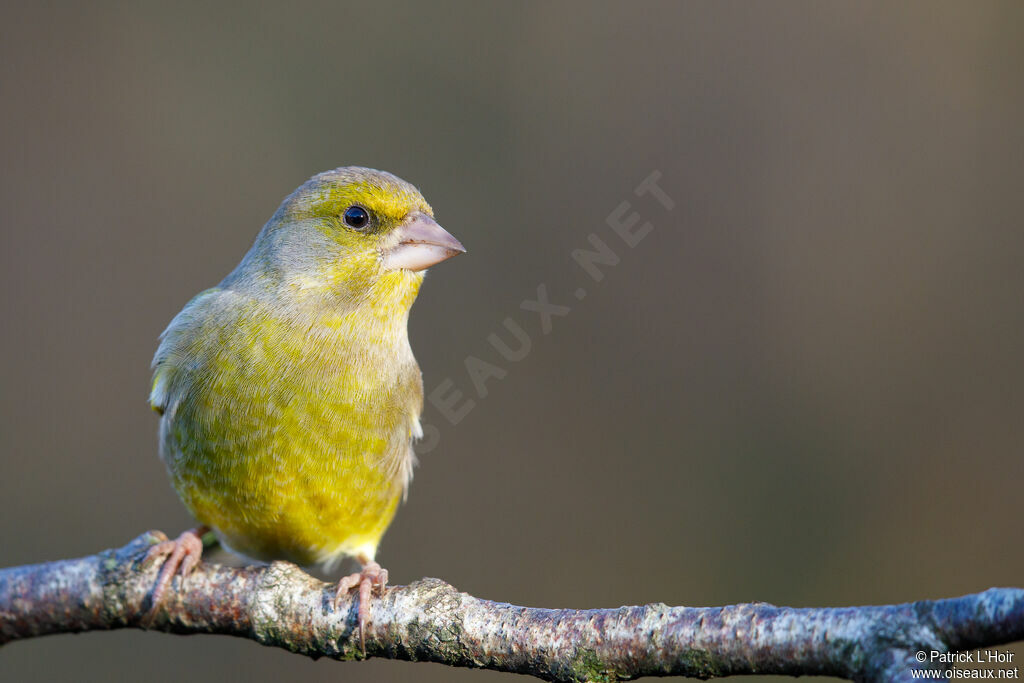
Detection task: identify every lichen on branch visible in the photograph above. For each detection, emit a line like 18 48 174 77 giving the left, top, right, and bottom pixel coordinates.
1 532 1021 682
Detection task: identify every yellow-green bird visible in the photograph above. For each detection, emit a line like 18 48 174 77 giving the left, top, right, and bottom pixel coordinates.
146 167 464 638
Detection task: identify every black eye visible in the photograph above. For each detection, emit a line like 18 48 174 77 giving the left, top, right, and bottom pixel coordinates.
342 205 370 230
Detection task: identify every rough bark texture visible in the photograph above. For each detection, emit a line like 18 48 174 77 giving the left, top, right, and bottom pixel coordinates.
1 532 1021 682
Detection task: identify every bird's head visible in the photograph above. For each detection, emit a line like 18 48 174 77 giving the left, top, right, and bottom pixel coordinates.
231 167 465 312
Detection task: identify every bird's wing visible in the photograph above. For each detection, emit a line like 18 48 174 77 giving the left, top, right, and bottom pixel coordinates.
148 287 225 416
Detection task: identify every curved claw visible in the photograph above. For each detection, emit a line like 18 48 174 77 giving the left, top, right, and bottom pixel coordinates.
143 526 207 624
334 561 388 654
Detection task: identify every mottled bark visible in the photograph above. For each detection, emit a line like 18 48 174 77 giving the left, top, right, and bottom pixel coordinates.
0 532 1021 682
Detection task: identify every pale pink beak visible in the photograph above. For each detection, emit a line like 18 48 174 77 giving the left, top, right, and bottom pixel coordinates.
382 212 465 272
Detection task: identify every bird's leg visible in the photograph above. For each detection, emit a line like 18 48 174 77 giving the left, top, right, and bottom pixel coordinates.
335 555 388 653
143 525 209 622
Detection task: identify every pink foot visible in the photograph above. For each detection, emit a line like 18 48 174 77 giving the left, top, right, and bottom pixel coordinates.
144 526 208 621
335 560 388 653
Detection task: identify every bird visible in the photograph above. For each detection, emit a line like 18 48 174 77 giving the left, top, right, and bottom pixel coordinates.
144 166 464 645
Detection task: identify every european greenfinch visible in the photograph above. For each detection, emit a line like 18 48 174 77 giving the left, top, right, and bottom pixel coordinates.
145 167 464 640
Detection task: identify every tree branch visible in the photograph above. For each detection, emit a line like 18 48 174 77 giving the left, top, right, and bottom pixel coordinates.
1 532 1021 682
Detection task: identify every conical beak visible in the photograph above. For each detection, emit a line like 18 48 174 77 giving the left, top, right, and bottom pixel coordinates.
382 212 465 272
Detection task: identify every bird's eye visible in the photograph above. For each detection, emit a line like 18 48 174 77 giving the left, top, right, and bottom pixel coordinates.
342 205 370 230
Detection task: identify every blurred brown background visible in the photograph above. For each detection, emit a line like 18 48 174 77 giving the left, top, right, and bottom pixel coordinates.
2 2 1022 681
